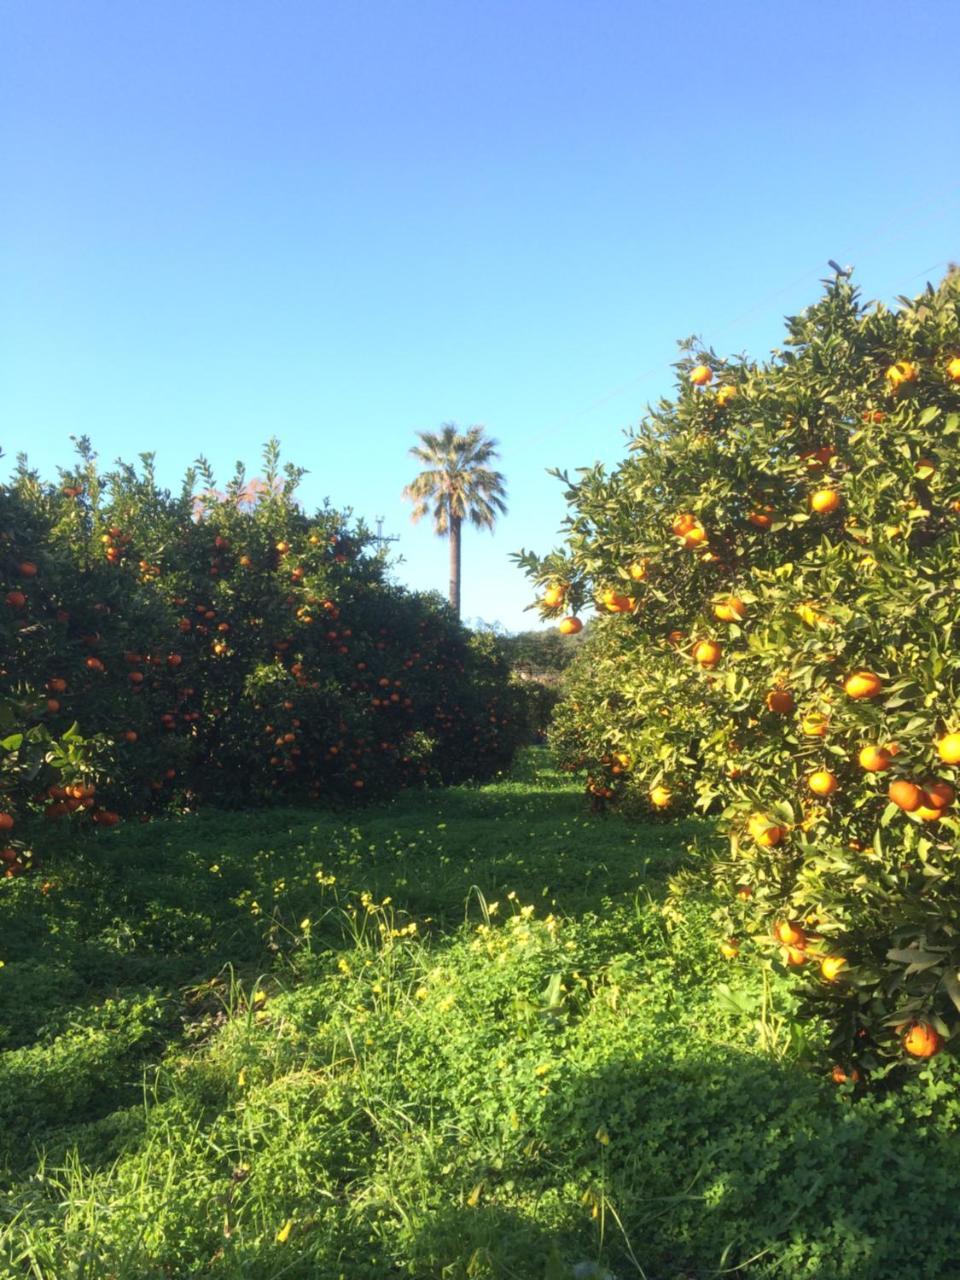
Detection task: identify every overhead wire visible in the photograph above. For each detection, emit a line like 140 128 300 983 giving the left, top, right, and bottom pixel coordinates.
529 183 960 446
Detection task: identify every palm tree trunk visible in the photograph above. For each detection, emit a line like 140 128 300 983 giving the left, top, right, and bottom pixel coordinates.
449 516 462 617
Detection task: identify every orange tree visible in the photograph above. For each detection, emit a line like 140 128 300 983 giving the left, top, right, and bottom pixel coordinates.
518 270 960 1074
1 439 527 863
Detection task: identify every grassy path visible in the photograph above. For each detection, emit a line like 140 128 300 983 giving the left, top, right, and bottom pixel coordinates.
1 751 958 1279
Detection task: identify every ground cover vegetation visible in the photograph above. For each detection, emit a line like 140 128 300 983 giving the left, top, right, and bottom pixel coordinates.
1 439 529 876
3 751 959 1280
521 271 960 1078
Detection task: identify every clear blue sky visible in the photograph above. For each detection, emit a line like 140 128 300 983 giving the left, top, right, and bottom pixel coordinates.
2 0 958 631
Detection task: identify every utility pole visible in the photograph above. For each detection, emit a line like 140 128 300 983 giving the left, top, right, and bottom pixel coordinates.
374 516 400 556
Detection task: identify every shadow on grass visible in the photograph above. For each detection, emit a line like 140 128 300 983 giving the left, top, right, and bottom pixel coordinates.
541 1048 960 1280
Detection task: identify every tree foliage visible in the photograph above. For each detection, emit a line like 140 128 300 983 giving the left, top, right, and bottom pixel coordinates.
520 271 960 1074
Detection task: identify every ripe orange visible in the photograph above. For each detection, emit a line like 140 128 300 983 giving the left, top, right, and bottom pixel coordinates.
784 945 808 967
690 364 713 386
747 507 773 529
947 357 960 383
715 384 736 407
681 525 707 549
672 513 696 537
692 639 721 668
888 779 923 812
649 784 672 809
902 1021 942 1058
831 1064 861 1084
774 920 806 947
801 712 829 737
18 561 38 577
844 670 882 700
0 813 14 832
558 616 583 636
628 560 648 581
923 780 955 810
719 938 740 959
886 360 919 388
749 815 784 847
914 804 942 822
715 596 747 622
858 745 892 772
765 689 795 715
937 733 960 765
810 489 841 514
542 583 566 608
820 956 848 982
808 770 838 796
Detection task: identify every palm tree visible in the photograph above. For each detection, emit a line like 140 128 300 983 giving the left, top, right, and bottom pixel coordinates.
402 423 508 617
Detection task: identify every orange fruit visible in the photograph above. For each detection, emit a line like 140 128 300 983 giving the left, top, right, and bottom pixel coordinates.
5 590 27 609
801 712 829 737
667 629 684 646
749 815 784 847
765 689 795 715
902 1021 942 1058
886 360 919 388
672 513 696 537
947 357 960 383
18 561 38 577
649 785 672 809
719 938 740 959
831 1064 861 1084
820 956 848 982
774 920 806 947
0 813 14 832
692 639 721 667
914 804 942 822
784 945 808 967
844 670 882 700
747 507 773 529
558 616 582 636
715 384 736 406
808 770 838 796
714 596 747 622
937 733 960 765
600 590 632 613
858 745 892 772
888 779 923 812
542 583 566 608
690 364 713 386
923 780 955 809
810 489 841 514
628 560 648 581
681 525 707 549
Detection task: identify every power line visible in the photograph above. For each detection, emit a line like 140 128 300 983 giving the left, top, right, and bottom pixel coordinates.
531 184 960 444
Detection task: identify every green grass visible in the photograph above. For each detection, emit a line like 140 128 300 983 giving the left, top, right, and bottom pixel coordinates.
1 749 959 1279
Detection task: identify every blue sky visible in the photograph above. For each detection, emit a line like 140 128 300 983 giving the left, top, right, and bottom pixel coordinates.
2 0 958 631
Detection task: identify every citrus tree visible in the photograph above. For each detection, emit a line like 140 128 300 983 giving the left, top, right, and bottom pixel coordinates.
1 439 527 867
519 270 960 1075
